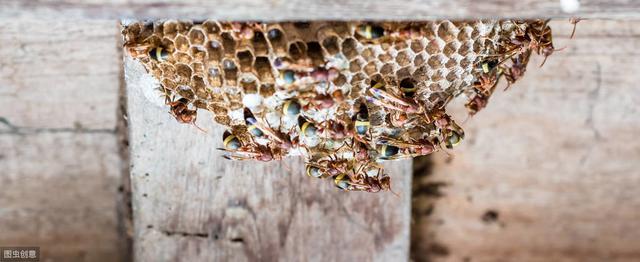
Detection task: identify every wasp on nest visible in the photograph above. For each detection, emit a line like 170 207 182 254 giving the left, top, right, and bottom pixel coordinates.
123 20 560 193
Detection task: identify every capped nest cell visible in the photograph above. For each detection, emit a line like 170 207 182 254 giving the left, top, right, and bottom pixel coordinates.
123 20 556 192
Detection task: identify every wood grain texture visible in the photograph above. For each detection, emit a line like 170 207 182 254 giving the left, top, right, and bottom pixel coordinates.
0 21 129 261
412 19 640 262
1 0 640 20
0 19 120 130
125 55 411 261
0 132 125 262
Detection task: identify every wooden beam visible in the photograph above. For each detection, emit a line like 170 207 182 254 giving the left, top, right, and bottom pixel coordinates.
412 19 640 261
0 20 128 261
2 0 639 21
125 55 411 261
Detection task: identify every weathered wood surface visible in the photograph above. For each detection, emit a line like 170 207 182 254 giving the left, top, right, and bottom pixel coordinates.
0 20 120 130
2 0 640 20
412 19 640 261
0 20 128 261
125 55 411 261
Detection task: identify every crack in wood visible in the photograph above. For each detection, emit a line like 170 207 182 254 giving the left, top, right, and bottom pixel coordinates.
160 229 210 239
0 117 115 135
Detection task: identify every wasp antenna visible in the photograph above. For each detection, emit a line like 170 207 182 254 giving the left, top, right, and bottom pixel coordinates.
569 17 581 39
554 46 568 52
496 52 517 67
539 55 550 67
388 187 401 198
193 123 208 133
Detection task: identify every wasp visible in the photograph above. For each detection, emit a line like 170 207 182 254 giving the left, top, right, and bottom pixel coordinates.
168 98 206 132
218 131 284 162
222 130 242 150
348 176 394 193
465 93 490 117
444 128 464 149
306 153 352 178
149 46 169 62
298 116 319 137
428 112 465 149
333 173 352 190
278 70 297 85
244 109 265 138
399 78 417 97
282 99 301 116
441 119 464 149
472 73 499 97
367 81 421 114
379 136 437 156
478 59 500 74
377 144 400 159
332 164 395 194
306 161 343 179
502 52 531 90
504 20 560 67
356 24 385 40
353 103 371 139
243 108 291 147
305 163 326 178
388 111 421 128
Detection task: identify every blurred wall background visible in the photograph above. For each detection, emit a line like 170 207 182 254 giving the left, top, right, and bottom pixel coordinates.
412 20 640 261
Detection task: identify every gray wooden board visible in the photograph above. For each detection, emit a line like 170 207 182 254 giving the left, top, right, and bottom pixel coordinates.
0 20 128 261
2 0 640 20
412 19 640 261
125 55 411 261
0 131 125 261
0 19 120 130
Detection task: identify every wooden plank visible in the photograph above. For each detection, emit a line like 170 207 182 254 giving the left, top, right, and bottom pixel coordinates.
412 19 640 261
0 132 126 262
0 21 129 261
0 19 120 130
125 54 411 261
1 0 640 20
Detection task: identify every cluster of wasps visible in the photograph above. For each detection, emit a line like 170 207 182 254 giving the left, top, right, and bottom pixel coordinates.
465 19 568 116
124 20 564 193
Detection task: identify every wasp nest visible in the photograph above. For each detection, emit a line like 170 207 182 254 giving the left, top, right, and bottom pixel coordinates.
123 20 555 192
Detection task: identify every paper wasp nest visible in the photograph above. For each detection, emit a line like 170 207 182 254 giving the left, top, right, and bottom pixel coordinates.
123 20 554 192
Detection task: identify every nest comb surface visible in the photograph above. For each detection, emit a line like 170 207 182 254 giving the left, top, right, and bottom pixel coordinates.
123 20 551 192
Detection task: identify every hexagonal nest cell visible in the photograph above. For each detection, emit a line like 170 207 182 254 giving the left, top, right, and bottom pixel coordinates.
122 20 556 192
